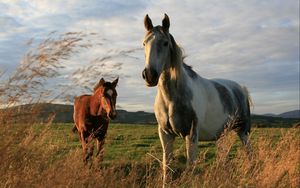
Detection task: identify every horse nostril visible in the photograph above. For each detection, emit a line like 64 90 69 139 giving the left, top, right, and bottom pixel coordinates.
142 69 147 80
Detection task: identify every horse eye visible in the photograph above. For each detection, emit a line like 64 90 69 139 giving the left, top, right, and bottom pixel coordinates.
163 41 168 47
143 42 145 46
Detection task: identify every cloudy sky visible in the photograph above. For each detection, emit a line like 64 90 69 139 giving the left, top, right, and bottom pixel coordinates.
0 0 299 114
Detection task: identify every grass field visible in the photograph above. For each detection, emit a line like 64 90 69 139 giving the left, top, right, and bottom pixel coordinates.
0 123 299 187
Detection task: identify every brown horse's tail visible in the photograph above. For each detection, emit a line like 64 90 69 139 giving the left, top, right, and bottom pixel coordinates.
72 125 78 133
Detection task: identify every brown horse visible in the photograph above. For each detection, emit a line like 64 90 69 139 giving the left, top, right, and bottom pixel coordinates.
73 77 118 163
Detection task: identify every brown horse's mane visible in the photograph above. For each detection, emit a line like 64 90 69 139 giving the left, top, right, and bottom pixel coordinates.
93 83 101 92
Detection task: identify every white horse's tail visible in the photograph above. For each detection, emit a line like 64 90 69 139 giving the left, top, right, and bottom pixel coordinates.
242 86 254 110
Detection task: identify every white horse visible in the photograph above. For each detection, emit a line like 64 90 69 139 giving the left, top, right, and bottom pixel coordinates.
142 14 252 185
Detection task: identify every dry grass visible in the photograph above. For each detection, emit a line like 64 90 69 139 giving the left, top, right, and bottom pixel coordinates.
199 128 299 188
159 127 299 188
0 123 160 188
0 122 299 188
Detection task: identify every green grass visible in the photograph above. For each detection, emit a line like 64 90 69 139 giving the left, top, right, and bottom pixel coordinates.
1 123 295 165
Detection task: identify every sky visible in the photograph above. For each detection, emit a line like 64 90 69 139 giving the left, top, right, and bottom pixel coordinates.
0 0 299 114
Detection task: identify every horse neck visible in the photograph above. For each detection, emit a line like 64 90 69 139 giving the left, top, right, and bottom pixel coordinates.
89 90 102 116
158 54 186 99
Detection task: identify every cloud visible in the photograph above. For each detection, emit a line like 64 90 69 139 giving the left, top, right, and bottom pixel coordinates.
0 0 299 114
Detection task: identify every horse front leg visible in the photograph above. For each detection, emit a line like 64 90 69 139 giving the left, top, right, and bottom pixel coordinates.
86 135 95 161
185 121 199 166
158 126 175 187
96 138 105 163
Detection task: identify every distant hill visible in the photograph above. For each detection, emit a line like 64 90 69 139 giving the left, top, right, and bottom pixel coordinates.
115 109 156 124
278 110 300 119
263 110 300 119
0 103 73 124
0 103 156 125
1 103 298 127
251 114 299 128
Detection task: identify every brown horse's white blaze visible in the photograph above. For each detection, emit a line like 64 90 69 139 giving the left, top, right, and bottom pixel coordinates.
101 88 117 120
73 77 118 163
142 14 252 186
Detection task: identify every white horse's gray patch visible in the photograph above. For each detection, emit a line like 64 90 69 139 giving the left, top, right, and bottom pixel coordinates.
211 80 234 114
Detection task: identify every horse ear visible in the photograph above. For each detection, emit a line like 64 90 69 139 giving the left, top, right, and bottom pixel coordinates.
99 78 105 86
162 13 170 32
144 14 153 31
112 77 119 88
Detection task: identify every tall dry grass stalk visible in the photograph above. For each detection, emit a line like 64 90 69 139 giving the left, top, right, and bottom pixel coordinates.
1 32 93 106
0 31 137 124
201 128 299 188
0 32 118 124
0 32 86 124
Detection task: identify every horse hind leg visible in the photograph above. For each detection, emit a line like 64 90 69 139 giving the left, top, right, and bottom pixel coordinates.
236 94 253 159
79 131 89 164
72 125 78 133
237 120 253 159
238 131 251 148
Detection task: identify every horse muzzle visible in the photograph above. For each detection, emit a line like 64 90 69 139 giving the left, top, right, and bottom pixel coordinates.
109 111 117 120
142 68 158 87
